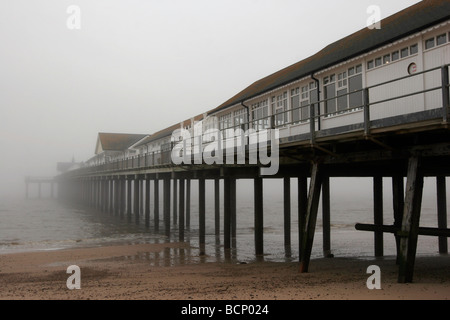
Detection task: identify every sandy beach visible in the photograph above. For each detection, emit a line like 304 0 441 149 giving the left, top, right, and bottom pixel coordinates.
0 241 449 301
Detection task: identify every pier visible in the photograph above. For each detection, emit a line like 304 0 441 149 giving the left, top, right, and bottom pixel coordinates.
55 1 449 283
25 176 56 199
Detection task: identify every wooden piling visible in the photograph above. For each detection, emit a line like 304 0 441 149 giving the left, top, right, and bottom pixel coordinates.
224 177 231 250
215 178 220 237
298 176 308 258
374 176 384 257
127 178 132 218
121 178 126 218
186 179 191 229
199 178 206 255
154 179 159 231
134 176 140 222
392 175 404 264
179 178 185 241
173 179 178 225
436 176 448 253
322 176 332 258
109 179 114 214
299 163 323 273
145 178 150 227
230 178 237 243
398 157 424 283
283 177 291 252
163 178 171 237
254 176 264 256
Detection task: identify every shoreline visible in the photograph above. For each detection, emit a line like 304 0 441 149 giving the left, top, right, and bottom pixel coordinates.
0 241 449 300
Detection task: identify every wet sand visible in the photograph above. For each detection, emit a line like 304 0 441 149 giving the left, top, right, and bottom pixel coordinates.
0 242 449 300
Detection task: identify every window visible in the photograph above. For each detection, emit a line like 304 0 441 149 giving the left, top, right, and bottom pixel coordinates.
234 109 248 132
401 47 409 58
392 51 399 61
375 57 382 67
324 74 336 114
301 85 311 121
367 60 374 70
383 54 391 64
437 33 447 46
251 100 269 131
410 44 418 55
219 113 232 139
425 38 435 50
272 92 288 127
338 71 347 88
291 87 300 124
349 74 363 109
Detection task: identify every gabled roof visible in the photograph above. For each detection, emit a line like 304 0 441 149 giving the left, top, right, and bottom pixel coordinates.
134 113 205 147
209 0 450 114
95 133 148 154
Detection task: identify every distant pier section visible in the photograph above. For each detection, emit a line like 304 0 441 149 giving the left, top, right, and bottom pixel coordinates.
25 176 56 199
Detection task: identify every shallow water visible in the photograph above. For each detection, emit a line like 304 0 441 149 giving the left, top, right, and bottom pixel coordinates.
0 178 448 263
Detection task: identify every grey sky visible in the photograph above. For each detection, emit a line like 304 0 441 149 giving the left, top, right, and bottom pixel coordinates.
0 0 422 197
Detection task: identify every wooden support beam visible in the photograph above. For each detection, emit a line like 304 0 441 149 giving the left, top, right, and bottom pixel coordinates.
398 157 424 283
224 177 231 250
355 223 450 237
298 177 308 259
436 176 448 253
127 179 132 218
322 176 333 258
154 179 159 231
179 179 185 242
392 175 404 264
173 179 178 225
164 178 171 237
134 178 140 221
186 179 191 229
215 178 220 237
299 163 323 273
121 179 126 218
374 176 384 257
114 180 118 214
230 178 237 244
145 178 150 227
109 180 114 215
254 176 264 256
199 178 206 255
283 177 291 253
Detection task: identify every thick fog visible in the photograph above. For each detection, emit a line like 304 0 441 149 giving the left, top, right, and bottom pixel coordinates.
0 0 423 198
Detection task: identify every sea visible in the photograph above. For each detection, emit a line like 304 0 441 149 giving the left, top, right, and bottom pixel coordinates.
0 178 448 264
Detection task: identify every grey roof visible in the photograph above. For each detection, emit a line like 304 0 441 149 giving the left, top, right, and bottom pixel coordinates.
209 0 450 114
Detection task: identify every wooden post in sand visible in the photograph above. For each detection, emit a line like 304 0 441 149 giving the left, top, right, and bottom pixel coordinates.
199 178 206 255
145 176 151 227
214 178 220 238
398 157 424 283
164 177 171 237
224 177 231 250
134 175 140 223
154 178 159 231
173 178 178 225
186 179 191 229
298 176 308 259
299 163 322 273
322 176 332 258
179 178 185 241
254 176 264 257
373 175 384 257
436 176 448 254
284 177 291 255
127 178 132 219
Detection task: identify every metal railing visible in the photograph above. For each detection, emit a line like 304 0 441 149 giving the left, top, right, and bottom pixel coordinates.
71 64 450 175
